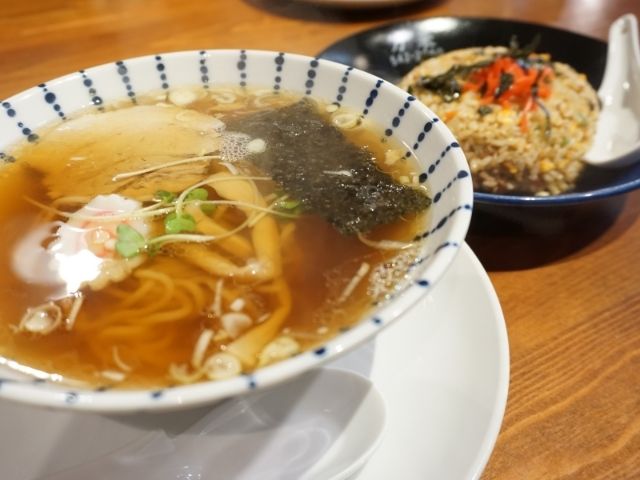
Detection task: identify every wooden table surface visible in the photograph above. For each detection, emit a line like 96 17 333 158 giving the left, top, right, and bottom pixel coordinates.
2 0 639 478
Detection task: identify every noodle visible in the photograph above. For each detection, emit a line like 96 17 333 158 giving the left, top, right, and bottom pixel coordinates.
174 279 209 309
119 279 156 307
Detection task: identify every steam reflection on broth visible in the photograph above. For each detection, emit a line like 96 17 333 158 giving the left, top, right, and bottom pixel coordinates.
0 86 430 388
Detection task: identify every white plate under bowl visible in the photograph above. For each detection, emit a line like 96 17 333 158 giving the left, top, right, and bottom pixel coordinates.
0 243 508 480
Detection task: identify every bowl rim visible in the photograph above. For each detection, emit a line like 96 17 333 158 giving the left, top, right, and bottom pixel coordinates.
0 48 473 412
474 176 640 205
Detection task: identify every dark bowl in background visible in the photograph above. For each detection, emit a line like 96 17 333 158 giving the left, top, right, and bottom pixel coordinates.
318 16 640 209
319 17 640 268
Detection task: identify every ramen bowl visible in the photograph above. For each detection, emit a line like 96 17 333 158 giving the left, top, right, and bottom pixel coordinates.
0 50 472 412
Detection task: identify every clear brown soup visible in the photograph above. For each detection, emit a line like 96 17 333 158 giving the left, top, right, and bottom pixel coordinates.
0 87 427 389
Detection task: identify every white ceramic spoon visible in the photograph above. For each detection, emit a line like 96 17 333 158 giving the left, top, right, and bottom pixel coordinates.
583 13 640 168
37 368 386 480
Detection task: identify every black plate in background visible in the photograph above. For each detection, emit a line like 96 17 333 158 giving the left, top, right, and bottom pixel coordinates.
318 16 640 208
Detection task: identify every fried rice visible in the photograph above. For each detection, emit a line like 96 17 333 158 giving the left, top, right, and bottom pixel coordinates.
400 46 599 196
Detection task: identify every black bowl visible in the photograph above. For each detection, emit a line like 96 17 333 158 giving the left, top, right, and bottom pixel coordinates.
318 16 640 208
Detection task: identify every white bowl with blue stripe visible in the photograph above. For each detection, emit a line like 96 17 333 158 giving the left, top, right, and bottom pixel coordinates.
0 50 473 412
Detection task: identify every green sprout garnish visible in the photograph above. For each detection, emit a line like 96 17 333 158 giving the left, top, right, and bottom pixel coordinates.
115 224 146 258
146 242 161 257
164 212 197 234
185 187 208 202
276 199 300 210
156 187 215 215
274 197 304 216
185 187 215 214
154 190 176 204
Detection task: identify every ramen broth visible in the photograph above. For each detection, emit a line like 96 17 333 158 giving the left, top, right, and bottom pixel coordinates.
0 87 429 388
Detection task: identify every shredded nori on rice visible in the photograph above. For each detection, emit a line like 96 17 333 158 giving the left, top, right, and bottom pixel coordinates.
229 100 431 235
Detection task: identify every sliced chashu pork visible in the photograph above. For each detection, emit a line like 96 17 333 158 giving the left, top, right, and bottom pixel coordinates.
22 105 225 199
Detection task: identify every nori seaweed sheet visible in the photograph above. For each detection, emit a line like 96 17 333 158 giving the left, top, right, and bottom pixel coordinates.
228 100 431 235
